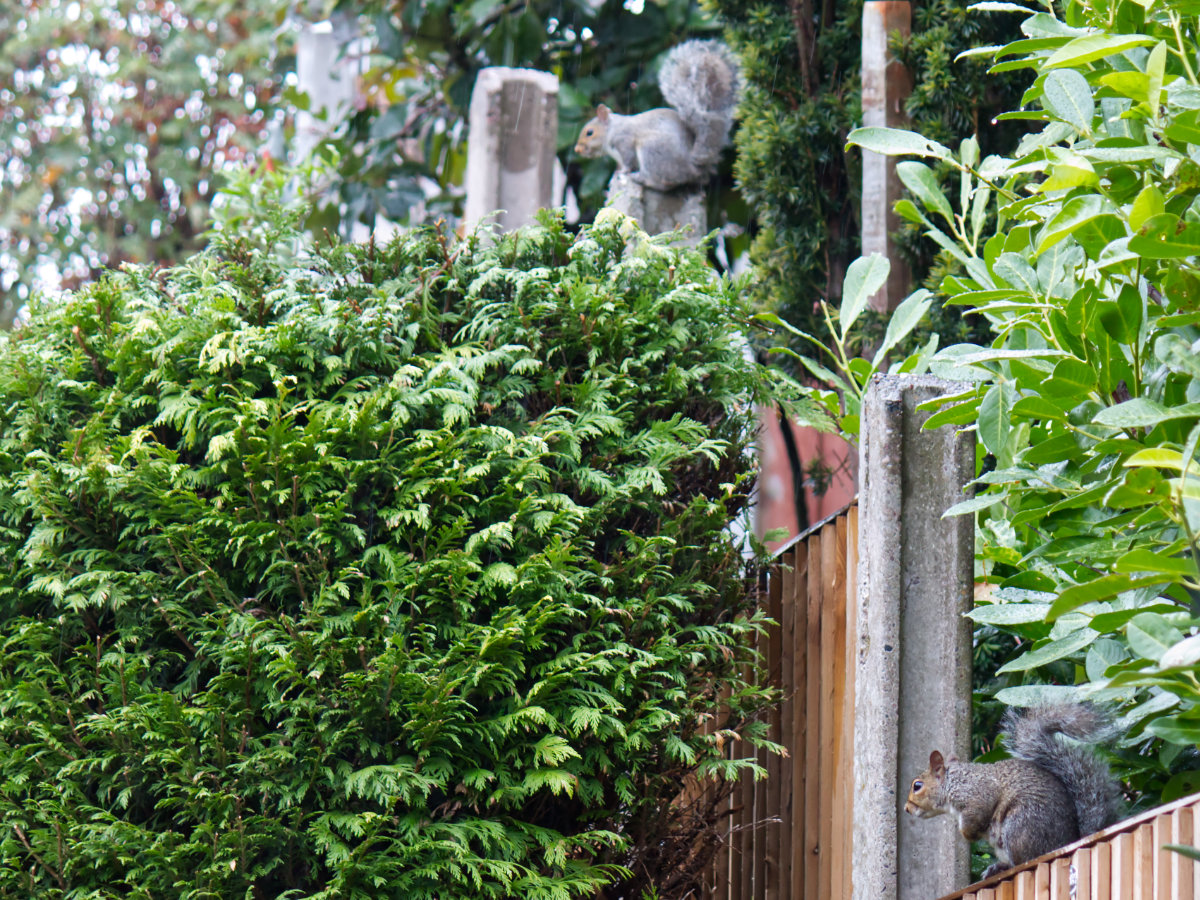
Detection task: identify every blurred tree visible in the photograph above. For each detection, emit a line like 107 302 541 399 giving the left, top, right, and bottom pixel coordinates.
0 0 291 327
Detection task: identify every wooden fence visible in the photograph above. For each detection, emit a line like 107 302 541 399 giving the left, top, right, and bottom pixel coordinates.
705 504 858 900
699 499 1200 900
936 791 1200 900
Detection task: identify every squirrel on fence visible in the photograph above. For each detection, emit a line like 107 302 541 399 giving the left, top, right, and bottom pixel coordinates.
573 40 740 192
905 703 1124 880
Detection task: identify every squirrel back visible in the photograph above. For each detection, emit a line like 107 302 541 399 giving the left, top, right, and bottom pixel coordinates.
1003 702 1123 837
573 41 740 192
905 703 1122 880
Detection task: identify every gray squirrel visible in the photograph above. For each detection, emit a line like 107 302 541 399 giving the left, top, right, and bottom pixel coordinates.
573 40 740 192
904 703 1123 881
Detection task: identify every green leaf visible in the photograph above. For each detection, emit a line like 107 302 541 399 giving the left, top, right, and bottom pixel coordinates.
1085 639 1126 681
1126 612 1185 662
1099 70 1150 103
897 162 955 225
1146 41 1166 118
1165 110 1200 147
995 684 1083 706
1114 549 1198 579
1103 466 1170 507
1124 447 1198 472
967 601 1053 625
1129 185 1165 231
1161 635 1200 668
1041 68 1095 132
943 491 1006 517
1011 395 1070 421
840 254 890 334
874 290 934 367
1043 357 1097 397
1043 33 1156 69
1129 213 1200 258
1146 719 1200 746
845 127 956 161
1094 399 1200 428
979 381 1015 456
1155 334 1200 379
997 627 1097 673
1037 195 1116 253
1048 573 1166 619
992 252 1041 293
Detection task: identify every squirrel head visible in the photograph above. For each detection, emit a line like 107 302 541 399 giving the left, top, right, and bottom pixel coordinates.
904 750 952 819
573 105 613 157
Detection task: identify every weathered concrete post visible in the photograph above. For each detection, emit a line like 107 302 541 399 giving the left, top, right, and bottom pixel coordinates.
851 374 974 900
861 1 913 313
294 14 362 162
463 68 559 234
603 176 706 246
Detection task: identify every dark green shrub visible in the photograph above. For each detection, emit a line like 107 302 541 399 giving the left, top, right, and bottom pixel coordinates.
0 209 816 898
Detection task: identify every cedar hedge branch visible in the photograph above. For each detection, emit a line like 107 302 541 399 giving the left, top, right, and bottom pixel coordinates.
0 208 821 898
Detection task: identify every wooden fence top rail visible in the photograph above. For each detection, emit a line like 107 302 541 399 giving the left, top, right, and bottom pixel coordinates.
934 789 1200 900
772 498 858 557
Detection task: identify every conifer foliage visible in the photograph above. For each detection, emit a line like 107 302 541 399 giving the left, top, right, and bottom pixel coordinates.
0 209 805 898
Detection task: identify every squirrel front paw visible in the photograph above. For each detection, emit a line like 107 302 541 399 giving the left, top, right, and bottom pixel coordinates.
981 862 1010 880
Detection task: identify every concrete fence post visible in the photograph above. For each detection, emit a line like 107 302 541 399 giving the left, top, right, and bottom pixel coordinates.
851 374 975 900
463 68 559 235
602 175 707 245
861 1 913 314
294 14 363 162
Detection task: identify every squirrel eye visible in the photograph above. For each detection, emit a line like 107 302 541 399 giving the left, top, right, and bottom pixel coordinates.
912 780 923 791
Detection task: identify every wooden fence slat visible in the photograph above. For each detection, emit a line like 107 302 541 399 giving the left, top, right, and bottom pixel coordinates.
1195 803 1200 900
1049 857 1070 898
738 647 754 900
1172 806 1194 900
777 550 794 900
1013 868 1035 900
1034 862 1050 898
803 531 822 900
838 507 858 900
998 878 1016 900
1155 813 1173 900
1093 839 1111 900
817 520 840 900
790 542 809 900
1113 832 1135 899
826 515 849 900
751 603 765 900
1072 847 1091 900
1134 822 1154 898
765 555 784 900
712 680 732 899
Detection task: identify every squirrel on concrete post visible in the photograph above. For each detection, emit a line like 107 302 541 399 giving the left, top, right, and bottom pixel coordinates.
573 40 740 192
905 703 1124 881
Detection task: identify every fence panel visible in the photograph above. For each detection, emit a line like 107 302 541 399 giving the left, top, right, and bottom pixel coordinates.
707 504 857 900
939 793 1200 900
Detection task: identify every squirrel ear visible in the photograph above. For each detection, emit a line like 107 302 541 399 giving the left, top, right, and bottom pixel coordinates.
929 750 945 771
596 104 611 120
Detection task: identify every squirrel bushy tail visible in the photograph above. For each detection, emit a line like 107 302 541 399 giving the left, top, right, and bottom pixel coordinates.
658 40 741 171
1003 703 1123 837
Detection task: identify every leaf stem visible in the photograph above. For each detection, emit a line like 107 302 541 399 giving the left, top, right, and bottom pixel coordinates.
1168 12 1199 86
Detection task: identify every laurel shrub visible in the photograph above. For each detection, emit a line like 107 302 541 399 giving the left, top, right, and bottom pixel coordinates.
0 207 814 898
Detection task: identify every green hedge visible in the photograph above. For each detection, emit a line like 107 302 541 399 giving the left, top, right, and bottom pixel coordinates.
0 211 812 898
